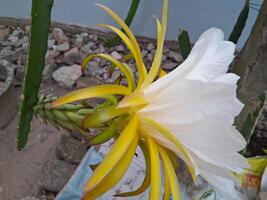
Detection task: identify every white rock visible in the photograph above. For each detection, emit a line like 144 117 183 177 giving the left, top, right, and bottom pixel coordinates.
111 51 122 60
24 25 31 33
74 36 83 48
115 45 125 52
146 43 155 51
80 32 89 38
52 27 69 44
47 39 55 49
8 35 19 43
89 34 98 42
55 42 70 52
52 65 82 88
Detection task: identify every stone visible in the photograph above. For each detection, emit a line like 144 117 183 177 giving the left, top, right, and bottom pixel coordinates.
52 65 82 88
15 65 25 81
76 76 102 89
39 160 76 193
141 50 148 58
8 35 19 43
43 63 57 81
80 32 89 38
115 45 125 52
0 49 15 59
102 72 109 80
98 44 105 53
56 135 87 164
55 42 70 52
111 51 122 60
52 27 69 44
45 192 55 200
161 62 177 71
89 34 98 42
47 39 55 49
74 36 83 48
84 61 103 76
16 55 27 66
63 47 81 65
45 50 60 63
20 196 39 200
81 47 93 55
146 43 155 51
0 28 10 39
12 29 21 37
168 51 183 63
163 47 170 54
24 25 31 33
147 53 153 61
15 36 29 47
162 54 167 62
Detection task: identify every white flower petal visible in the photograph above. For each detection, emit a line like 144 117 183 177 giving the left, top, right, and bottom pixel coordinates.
143 28 233 97
139 79 243 124
186 40 235 81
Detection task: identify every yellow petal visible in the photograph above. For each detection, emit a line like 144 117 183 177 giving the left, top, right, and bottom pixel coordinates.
97 24 146 87
96 4 147 88
117 91 148 110
82 53 135 91
83 115 139 192
147 137 161 200
159 146 181 200
115 140 151 197
52 85 131 107
82 133 139 200
142 0 168 87
162 152 171 200
158 68 167 78
143 118 196 180
82 106 129 128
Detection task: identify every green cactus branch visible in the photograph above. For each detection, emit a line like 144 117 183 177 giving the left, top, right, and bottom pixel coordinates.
228 0 249 44
178 29 192 60
104 0 140 47
17 0 53 150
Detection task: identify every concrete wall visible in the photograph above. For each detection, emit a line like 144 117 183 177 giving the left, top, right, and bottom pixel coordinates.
0 0 262 48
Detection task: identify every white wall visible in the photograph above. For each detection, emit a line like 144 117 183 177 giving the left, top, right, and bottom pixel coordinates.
0 0 262 48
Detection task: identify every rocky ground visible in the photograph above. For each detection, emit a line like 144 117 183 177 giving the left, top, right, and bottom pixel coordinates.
0 21 266 200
